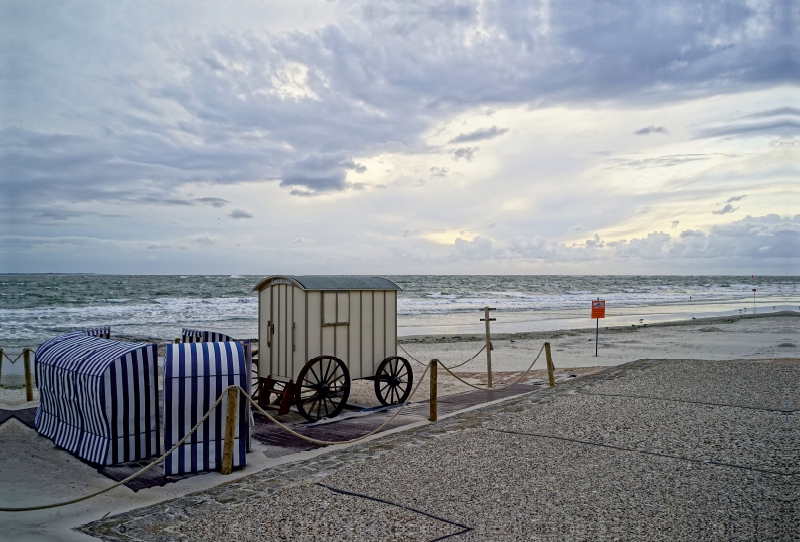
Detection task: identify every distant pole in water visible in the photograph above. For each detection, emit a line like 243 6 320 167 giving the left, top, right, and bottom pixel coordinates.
480 307 496 387
752 288 757 309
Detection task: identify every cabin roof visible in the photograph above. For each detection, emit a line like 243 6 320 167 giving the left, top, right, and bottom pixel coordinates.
253 275 402 292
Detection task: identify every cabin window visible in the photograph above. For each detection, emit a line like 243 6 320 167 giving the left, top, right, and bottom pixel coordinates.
323 292 350 326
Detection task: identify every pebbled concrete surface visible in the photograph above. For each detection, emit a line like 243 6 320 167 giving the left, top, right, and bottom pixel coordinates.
82 358 799 541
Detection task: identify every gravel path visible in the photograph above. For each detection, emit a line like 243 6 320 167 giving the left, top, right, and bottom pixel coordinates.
82 359 799 541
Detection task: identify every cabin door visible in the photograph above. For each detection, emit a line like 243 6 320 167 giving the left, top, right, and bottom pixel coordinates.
269 283 294 379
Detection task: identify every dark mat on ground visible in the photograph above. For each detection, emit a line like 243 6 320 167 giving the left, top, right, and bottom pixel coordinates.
97 460 200 492
251 384 539 456
0 407 37 429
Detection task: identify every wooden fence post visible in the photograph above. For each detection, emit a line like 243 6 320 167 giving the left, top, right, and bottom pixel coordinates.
220 387 238 475
544 342 555 388
429 359 438 422
24 349 34 401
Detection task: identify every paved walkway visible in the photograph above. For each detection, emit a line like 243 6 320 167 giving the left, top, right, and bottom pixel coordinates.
82 359 799 541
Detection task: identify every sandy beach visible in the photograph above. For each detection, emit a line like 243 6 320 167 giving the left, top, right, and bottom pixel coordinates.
0 312 798 540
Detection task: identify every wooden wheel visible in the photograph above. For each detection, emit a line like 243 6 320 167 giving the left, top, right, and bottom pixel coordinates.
295 356 350 422
374 356 413 406
250 354 262 399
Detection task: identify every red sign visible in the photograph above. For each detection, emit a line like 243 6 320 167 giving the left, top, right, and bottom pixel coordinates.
591 300 606 319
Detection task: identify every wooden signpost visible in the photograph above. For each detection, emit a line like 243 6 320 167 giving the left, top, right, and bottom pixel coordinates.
591 299 605 357
480 307 496 387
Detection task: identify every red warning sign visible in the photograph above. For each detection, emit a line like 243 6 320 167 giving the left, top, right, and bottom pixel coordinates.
591 300 606 319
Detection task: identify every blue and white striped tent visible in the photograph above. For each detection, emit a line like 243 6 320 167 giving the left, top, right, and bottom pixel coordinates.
83 327 111 339
34 331 159 465
181 328 235 343
163 342 250 475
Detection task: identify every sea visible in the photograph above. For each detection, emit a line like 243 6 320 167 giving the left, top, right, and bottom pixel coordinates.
2 275 799 357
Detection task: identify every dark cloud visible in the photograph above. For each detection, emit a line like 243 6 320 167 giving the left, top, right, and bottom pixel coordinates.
448 126 509 143
229 208 253 219
280 152 359 194
35 210 83 220
742 107 800 119
195 197 229 208
606 154 717 169
713 203 738 215
726 194 747 203
695 107 800 139
452 147 478 161
634 125 668 135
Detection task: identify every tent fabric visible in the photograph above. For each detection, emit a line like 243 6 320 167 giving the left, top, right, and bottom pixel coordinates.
83 327 111 339
181 328 235 343
34 332 159 465
163 341 250 475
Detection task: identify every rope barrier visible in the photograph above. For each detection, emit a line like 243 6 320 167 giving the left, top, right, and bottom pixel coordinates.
0 363 432 512
0 349 29 364
0 340 547 511
0 390 229 513
245 362 431 446
436 344 546 391
398 342 486 370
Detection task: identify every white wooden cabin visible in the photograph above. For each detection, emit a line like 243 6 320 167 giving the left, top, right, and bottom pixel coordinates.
253 275 402 382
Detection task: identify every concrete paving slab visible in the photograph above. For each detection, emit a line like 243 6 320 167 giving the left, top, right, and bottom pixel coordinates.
81 359 799 541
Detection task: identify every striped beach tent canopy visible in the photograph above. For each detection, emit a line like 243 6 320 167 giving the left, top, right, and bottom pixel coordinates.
181 328 235 343
34 331 159 465
163 342 250 475
83 327 111 339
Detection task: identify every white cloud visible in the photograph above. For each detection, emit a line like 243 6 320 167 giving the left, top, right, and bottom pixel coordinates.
454 236 494 260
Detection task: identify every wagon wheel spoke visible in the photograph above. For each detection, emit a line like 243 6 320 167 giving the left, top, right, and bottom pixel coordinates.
321 358 333 385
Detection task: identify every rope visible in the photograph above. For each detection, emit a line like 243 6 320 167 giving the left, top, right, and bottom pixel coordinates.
436 344 546 392
0 389 229 512
244 362 431 446
0 349 29 364
0 363 434 511
398 342 486 370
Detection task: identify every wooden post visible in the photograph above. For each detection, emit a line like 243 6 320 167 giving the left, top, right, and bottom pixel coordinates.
220 387 238 475
24 349 34 401
429 359 438 422
0 348 4 388
544 342 555 388
481 307 496 387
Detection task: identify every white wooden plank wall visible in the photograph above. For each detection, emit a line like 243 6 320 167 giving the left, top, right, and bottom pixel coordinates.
386 291 397 358
350 291 362 379
293 287 306 379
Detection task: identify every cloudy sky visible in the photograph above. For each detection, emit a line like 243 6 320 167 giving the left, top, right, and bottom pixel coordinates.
2 0 798 275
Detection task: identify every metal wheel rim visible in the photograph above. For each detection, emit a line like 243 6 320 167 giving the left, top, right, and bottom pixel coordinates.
374 356 413 406
296 356 350 421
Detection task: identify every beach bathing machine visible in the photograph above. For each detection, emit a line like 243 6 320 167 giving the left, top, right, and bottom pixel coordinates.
252 275 413 421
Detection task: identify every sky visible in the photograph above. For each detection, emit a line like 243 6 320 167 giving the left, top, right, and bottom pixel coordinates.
2 0 799 275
